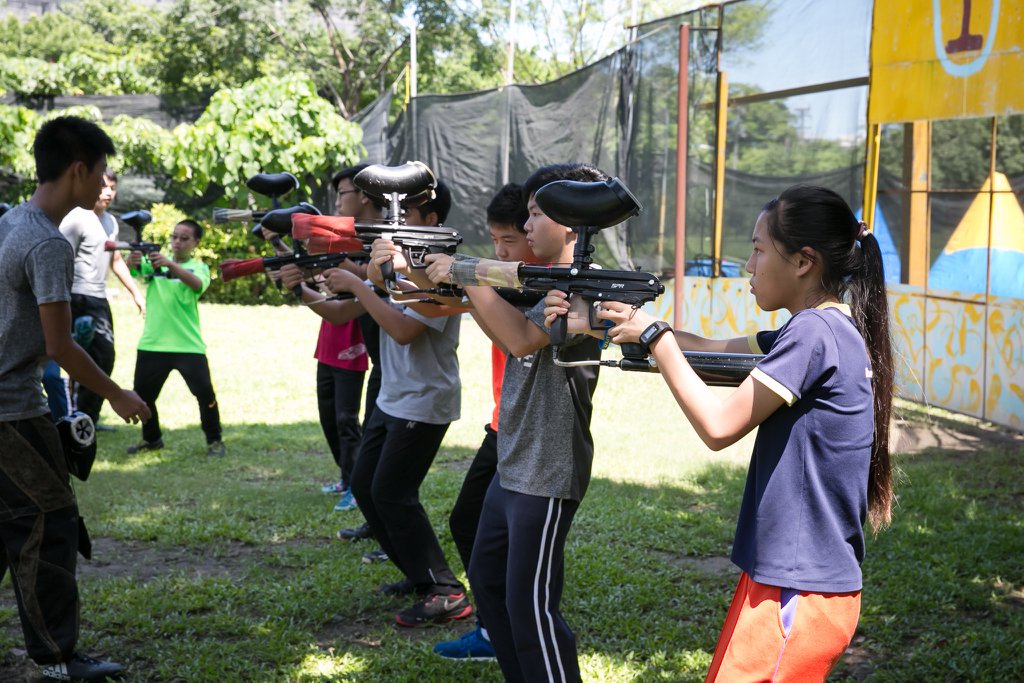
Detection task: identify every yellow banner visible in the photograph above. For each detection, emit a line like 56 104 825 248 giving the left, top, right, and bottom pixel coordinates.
870 0 1024 123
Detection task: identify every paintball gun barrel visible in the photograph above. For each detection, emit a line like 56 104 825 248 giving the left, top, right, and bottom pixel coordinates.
219 250 360 284
212 202 319 228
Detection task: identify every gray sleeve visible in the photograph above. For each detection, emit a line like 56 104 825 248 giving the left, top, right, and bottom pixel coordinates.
26 238 74 305
58 215 82 251
403 304 450 332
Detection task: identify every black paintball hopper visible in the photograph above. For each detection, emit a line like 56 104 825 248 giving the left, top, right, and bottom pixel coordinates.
353 161 436 208
246 172 299 198
258 204 322 236
120 210 153 232
249 203 320 237
534 177 642 230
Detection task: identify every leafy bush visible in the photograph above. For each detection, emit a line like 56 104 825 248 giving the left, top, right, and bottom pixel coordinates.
168 74 361 202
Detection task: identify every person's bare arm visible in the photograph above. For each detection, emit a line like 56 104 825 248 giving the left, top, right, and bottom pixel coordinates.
111 250 146 314
323 268 428 344
464 286 548 357
149 253 202 292
280 265 366 325
469 307 510 354
40 302 150 423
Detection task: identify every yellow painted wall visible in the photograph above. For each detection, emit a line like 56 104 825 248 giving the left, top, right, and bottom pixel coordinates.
871 0 1024 123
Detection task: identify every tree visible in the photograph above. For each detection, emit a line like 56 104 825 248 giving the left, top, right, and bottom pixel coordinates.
166 74 362 204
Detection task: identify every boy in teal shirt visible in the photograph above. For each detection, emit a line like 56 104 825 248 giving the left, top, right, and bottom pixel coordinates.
127 219 225 456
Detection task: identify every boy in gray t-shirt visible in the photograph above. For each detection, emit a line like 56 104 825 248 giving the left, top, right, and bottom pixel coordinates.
424 163 607 683
280 182 470 628
58 171 145 422
0 116 148 682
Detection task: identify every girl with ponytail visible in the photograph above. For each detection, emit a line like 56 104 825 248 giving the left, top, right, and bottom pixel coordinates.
545 184 894 682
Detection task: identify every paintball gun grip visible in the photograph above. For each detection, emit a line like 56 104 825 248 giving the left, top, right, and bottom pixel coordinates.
550 315 568 347
620 342 646 359
380 259 395 285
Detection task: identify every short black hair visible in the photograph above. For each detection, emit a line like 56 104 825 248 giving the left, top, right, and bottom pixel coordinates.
486 183 528 232
103 170 118 183
177 219 203 241
331 163 371 191
421 179 452 225
522 163 609 200
332 162 388 209
33 116 115 184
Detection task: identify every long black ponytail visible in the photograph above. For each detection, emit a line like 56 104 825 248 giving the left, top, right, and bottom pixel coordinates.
762 185 895 530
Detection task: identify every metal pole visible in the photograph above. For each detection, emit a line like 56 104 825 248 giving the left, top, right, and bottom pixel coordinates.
506 0 517 86
410 24 417 158
501 0 517 185
674 23 689 330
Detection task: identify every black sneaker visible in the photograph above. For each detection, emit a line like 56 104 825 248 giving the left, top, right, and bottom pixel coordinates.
395 592 473 627
40 652 123 681
126 438 163 454
361 548 389 564
378 577 416 596
206 440 226 457
336 522 373 542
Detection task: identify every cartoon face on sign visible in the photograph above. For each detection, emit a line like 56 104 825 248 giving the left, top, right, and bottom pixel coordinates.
933 0 1000 77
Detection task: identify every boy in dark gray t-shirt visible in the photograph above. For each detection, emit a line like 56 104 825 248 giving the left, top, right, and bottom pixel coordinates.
424 163 607 683
0 116 148 682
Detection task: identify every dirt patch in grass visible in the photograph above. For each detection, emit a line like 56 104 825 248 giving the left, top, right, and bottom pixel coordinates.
315 609 387 649
78 537 277 582
836 634 874 681
892 414 1024 455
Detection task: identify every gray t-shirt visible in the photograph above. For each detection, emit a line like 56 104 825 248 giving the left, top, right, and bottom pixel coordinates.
59 206 117 298
496 301 601 501
375 302 461 425
0 203 75 421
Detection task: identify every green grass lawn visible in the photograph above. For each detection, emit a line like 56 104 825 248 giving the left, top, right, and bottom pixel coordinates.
2 294 1022 682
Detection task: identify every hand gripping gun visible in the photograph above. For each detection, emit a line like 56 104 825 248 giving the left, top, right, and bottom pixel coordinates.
104 209 169 278
290 161 463 296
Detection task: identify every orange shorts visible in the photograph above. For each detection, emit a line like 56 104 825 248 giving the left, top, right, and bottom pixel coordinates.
705 572 861 683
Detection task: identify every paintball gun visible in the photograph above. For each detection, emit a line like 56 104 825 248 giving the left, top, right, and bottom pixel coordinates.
460 177 761 385
289 161 462 295
104 209 169 277
219 216 362 287
213 172 327 297
212 172 321 249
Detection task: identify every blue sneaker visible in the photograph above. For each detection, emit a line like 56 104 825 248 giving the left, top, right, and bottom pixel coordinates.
321 480 345 494
432 625 496 661
333 489 358 512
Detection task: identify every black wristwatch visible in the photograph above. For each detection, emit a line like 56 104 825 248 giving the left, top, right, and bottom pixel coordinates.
639 320 673 353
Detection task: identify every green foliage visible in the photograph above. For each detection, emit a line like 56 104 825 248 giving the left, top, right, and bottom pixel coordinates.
0 1 162 98
106 115 175 177
0 11 105 62
0 104 39 199
156 0 273 100
167 73 362 202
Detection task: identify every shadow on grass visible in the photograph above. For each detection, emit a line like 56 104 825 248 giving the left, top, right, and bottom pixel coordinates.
2 421 1021 681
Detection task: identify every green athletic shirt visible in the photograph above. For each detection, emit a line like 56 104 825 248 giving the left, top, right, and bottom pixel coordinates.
134 257 210 353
